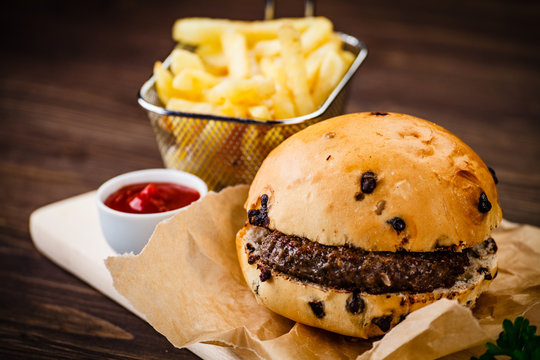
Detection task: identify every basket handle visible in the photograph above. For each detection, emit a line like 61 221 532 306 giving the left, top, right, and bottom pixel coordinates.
264 0 315 20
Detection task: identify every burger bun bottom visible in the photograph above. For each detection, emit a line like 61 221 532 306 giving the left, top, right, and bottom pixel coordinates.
236 224 497 338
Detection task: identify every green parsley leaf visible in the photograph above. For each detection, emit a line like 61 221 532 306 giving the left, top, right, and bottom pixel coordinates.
471 316 540 360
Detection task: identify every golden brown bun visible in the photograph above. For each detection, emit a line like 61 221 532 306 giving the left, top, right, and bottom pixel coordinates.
236 224 497 338
246 112 502 251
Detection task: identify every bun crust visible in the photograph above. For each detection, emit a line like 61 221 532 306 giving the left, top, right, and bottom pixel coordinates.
236 225 497 338
246 112 502 251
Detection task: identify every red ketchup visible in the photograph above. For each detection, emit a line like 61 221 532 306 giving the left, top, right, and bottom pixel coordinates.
104 182 200 214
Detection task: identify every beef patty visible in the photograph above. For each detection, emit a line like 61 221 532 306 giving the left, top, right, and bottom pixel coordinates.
246 227 497 294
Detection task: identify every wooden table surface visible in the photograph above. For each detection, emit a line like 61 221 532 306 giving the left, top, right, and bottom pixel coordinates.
1 0 539 358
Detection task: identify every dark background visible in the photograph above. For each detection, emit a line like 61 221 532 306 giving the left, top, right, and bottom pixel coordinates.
1 0 539 358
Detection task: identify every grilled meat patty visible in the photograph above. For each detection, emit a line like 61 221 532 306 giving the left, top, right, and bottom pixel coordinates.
246 227 497 294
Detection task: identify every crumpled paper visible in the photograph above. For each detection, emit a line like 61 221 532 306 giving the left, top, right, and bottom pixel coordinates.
106 185 540 360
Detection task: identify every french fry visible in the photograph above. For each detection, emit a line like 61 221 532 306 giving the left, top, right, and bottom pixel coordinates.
306 36 353 92
278 23 315 115
341 50 355 68
221 29 250 78
237 18 312 44
248 51 260 78
172 18 230 46
172 69 219 98
154 61 182 105
248 105 272 120
173 17 314 46
220 99 248 118
272 91 296 119
312 49 347 106
166 98 222 116
307 33 343 60
253 39 281 58
195 44 228 76
259 57 296 118
301 17 333 54
305 51 324 91
259 57 287 89
170 48 204 75
206 76 275 106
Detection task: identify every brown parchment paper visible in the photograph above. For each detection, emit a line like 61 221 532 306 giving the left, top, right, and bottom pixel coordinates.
106 185 540 360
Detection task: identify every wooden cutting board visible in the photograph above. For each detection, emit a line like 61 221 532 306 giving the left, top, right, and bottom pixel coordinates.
29 191 239 360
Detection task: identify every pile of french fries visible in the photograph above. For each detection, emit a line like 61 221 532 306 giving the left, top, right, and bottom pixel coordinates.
154 17 355 121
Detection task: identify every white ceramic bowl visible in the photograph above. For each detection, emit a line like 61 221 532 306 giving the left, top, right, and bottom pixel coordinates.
96 169 208 254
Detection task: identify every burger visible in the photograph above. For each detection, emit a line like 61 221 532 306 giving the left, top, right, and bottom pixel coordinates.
236 112 502 338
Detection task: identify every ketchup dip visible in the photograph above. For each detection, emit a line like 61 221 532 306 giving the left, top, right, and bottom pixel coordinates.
104 182 200 214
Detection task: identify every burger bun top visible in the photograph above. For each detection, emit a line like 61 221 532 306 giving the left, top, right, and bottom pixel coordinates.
246 112 502 252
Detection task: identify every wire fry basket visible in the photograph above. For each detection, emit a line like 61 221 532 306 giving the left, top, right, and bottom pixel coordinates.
138 29 367 191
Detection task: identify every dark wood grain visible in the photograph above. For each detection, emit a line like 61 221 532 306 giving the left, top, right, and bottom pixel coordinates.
1 0 539 359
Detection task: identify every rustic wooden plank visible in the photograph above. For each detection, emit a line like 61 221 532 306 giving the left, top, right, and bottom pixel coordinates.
1 0 539 358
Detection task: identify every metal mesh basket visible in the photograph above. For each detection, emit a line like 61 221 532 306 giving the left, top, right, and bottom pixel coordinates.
138 33 367 191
